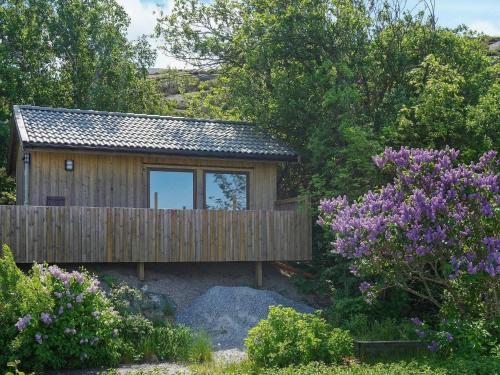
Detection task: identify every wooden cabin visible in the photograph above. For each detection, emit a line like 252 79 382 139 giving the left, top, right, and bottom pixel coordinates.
3 105 312 283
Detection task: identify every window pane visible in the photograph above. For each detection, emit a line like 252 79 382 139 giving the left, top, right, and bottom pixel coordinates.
149 170 194 209
205 172 248 210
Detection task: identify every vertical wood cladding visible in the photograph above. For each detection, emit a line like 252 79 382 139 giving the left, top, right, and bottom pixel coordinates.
27 150 278 210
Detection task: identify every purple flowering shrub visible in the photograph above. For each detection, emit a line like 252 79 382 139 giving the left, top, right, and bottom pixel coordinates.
0 246 122 371
318 148 499 354
318 148 498 307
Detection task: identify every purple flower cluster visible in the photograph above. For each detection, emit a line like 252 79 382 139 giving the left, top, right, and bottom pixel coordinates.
410 317 455 352
359 281 371 293
428 340 440 352
40 312 52 325
318 148 499 285
410 317 423 326
15 314 32 331
47 265 97 290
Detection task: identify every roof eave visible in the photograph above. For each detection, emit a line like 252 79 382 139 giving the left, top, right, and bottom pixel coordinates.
6 107 29 175
23 143 299 162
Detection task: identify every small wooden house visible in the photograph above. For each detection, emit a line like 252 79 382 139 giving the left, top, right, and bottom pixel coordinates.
3 105 311 282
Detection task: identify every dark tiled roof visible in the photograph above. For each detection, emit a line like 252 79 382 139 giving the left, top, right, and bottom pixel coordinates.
13 105 297 161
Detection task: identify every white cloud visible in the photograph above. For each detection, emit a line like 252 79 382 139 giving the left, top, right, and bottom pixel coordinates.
469 20 500 36
117 0 189 68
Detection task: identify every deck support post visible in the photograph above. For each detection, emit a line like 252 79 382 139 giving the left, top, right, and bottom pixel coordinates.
255 261 263 288
137 262 145 281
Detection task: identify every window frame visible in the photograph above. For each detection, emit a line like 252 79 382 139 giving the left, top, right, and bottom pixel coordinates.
203 170 250 210
147 168 197 209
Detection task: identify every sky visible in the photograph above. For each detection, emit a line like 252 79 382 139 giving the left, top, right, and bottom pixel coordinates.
117 0 500 68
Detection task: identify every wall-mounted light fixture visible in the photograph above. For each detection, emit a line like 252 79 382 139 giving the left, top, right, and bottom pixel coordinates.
65 159 74 171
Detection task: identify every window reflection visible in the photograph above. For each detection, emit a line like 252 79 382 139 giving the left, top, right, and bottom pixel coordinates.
149 170 194 209
205 172 248 210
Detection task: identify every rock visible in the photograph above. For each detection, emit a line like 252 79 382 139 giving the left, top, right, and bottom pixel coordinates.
176 286 314 349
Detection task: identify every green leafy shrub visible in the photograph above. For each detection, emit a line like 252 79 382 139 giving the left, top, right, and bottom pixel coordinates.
0 246 121 371
0 246 25 368
109 283 176 323
245 306 353 368
109 283 144 315
140 324 209 362
118 314 154 363
119 314 154 344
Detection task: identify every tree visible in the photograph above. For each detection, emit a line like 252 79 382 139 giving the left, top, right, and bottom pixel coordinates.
157 0 499 200
0 0 170 202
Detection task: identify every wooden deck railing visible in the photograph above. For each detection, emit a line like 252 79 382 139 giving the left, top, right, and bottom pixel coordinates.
0 205 312 263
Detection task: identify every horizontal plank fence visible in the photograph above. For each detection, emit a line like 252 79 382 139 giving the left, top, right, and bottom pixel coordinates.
0 205 312 263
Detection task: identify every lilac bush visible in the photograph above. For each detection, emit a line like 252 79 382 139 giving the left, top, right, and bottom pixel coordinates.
318 147 499 311
7 261 122 371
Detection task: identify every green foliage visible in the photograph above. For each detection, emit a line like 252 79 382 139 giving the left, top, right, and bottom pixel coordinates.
109 283 145 316
256 357 500 375
0 246 25 368
189 331 213 363
0 0 168 120
119 314 154 348
245 306 353 368
3 359 31 375
158 0 499 202
109 282 176 324
139 324 211 363
338 314 416 341
189 357 500 375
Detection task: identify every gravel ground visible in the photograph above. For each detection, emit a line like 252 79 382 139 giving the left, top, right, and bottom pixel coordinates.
77 262 313 313
212 349 247 365
177 286 315 349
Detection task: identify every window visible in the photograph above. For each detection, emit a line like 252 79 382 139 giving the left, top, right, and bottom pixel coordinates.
149 170 195 209
204 171 248 210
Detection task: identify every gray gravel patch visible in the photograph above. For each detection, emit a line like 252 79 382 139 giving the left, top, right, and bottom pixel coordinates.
213 349 247 365
176 286 315 350
74 262 314 313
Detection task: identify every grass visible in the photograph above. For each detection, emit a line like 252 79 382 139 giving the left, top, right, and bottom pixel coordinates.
137 324 212 364
108 356 499 375
188 356 500 375
189 331 213 363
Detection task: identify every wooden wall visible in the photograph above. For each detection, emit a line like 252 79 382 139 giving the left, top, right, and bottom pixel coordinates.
25 150 278 209
15 145 24 205
0 205 312 263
